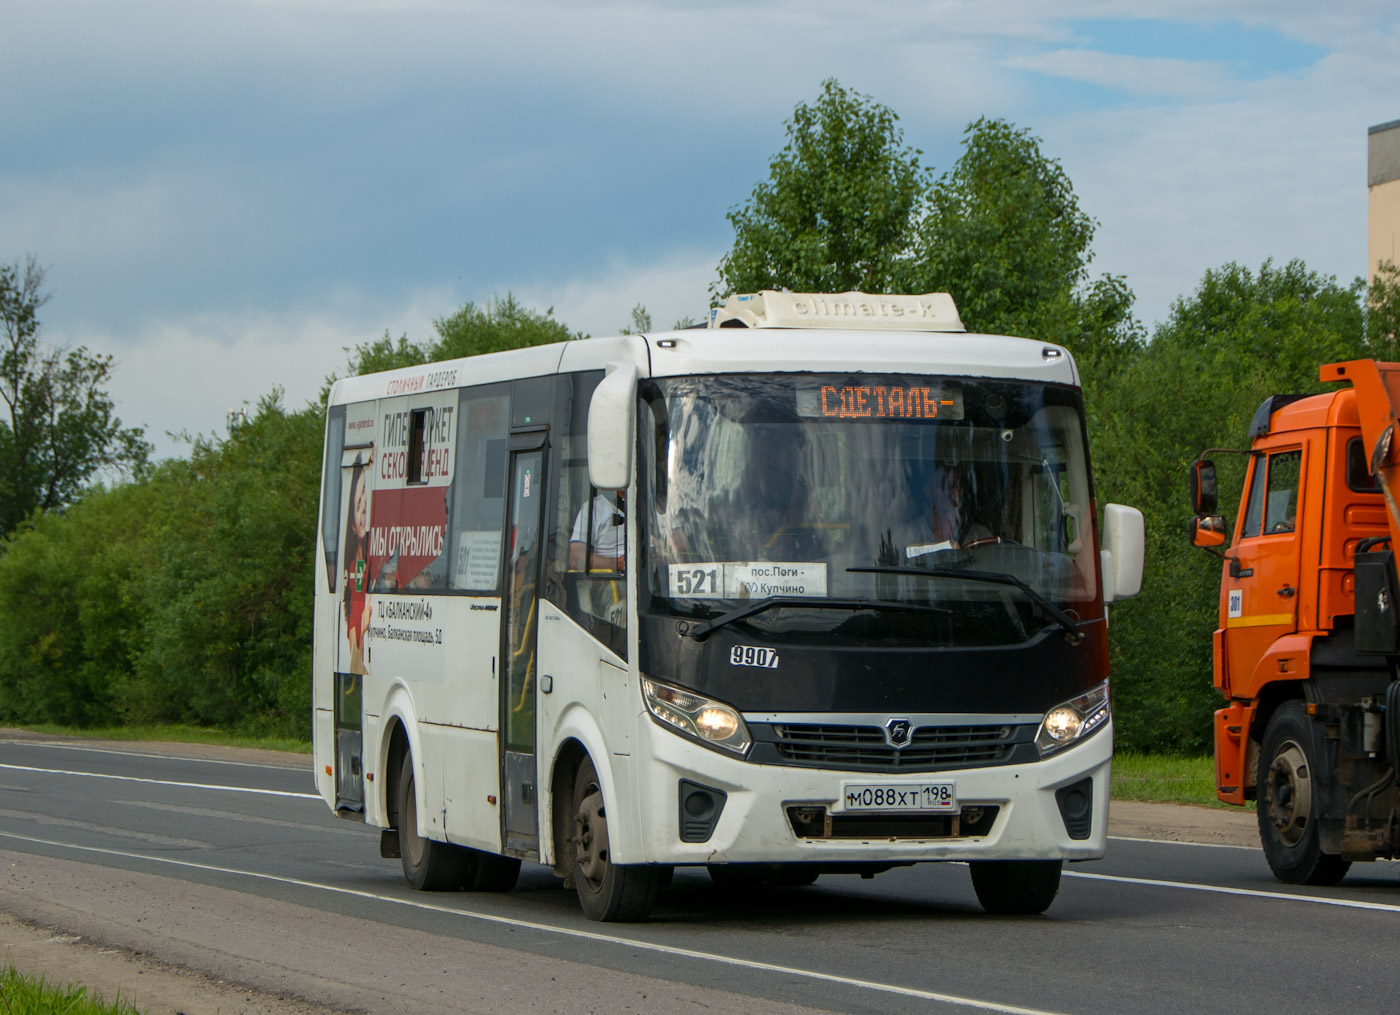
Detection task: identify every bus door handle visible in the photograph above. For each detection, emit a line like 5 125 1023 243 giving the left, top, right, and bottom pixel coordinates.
1277 585 1295 598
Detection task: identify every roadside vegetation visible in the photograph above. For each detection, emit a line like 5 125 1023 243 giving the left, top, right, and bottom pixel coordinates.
0 965 141 1015
0 80 1397 757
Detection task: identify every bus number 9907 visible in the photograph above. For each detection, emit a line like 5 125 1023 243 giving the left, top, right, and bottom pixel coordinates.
730 646 780 669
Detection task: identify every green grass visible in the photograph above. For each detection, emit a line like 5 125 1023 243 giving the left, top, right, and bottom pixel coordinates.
7 723 309 755
0 964 142 1014
1111 752 1251 808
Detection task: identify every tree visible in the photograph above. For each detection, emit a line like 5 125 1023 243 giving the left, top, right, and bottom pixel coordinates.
432 294 582 360
0 256 151 536
713 87 1143 382
908 118 1144 386
714 79 931 298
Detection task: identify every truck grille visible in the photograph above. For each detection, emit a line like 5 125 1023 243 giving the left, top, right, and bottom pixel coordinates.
750 721 1033 772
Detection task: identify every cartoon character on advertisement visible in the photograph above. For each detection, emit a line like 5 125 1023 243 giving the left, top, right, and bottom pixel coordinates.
343 462 373 674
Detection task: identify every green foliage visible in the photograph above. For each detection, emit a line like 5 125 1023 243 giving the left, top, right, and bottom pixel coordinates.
715 79 931 298
345 330 428 376
912 118 1092 334
0 256 151 536
432 293 582 359
619 303 652 335
713 87 1144 390
123 392 321 736
1367 261 1400 356
0 393 321 737
0 964 142 1015
1099 260 1371 752
335 295 583 392
907 119 1146 390
0 291 577 736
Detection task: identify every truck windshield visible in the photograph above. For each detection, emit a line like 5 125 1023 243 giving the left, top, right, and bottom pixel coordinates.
640 373 1100 644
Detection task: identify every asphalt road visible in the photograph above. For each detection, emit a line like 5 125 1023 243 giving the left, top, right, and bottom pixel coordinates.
1 734 1398 1015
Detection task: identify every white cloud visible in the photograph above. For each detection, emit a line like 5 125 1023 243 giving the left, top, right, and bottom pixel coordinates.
1004 49 1237 99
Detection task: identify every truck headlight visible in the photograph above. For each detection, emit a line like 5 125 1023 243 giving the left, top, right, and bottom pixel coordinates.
642 678 752 756
1035 681 1109 756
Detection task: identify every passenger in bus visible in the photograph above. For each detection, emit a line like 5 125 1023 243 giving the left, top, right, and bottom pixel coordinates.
342 463 373 674
570 490 626 572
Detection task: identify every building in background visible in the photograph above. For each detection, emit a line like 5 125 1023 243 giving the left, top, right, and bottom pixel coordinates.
1370 119 1400 281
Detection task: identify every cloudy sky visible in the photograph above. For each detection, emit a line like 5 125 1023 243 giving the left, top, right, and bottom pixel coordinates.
4 1 1398 458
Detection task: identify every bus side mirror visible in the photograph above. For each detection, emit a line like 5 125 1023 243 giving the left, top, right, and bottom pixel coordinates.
1100 503 1144 603
588 362 639 492
1191 515 1227 549
1190 459 1217 515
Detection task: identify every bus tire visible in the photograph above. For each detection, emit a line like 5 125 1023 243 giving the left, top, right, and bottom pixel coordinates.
467 851 521 892
968 859 1061 915
571 757 659 921
1257 701 1351 886
397 753 472 891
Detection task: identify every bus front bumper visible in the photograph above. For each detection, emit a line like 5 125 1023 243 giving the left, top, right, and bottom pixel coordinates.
626 717 1113 866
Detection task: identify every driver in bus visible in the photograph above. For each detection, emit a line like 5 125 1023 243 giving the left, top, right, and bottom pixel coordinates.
570 489 626 572
913 466 996 556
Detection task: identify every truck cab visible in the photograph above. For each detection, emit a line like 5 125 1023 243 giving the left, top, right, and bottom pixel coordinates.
1191 362 1400 884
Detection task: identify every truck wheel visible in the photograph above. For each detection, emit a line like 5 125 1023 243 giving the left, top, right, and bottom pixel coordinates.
397 753 472 891
968 860 1061 915
571 757 660 921
1257 702 1351 885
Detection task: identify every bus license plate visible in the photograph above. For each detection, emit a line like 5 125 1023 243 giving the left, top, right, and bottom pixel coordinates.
839 782 957 813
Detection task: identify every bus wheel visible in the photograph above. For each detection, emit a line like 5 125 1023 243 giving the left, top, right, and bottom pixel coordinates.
968 860 1061 915
571 757 659 921
1258 702 1351 886
468 851 521 892
397 754 472 891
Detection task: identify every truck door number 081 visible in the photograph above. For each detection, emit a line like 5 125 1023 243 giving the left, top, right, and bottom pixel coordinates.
731 646 779 669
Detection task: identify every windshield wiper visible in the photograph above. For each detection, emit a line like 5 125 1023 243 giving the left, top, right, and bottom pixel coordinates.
685 596 949 641
847 566 1084 643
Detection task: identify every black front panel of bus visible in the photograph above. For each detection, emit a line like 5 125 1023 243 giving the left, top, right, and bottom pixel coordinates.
636 612 1107 716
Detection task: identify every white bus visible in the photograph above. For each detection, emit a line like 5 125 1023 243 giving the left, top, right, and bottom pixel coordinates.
312 290 1144 921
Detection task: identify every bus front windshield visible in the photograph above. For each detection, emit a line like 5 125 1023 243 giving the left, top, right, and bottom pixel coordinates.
640 374 1100 645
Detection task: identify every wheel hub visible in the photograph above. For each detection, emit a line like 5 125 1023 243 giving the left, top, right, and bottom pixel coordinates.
574 787 610 886
1265 741 1312 847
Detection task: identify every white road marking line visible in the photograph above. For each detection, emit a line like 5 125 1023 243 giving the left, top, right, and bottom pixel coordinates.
0 763 319 800
1065 870 1400 912
0 831 1070 1015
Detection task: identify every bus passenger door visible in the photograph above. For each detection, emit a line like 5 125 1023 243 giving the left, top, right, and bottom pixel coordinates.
332 416 375 814
501 442 545 855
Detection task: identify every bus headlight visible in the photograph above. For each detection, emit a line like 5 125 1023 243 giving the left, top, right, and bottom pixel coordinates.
642 678 752 756
1035 681 1109 756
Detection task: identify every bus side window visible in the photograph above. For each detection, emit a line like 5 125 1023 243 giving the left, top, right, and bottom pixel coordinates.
320 404 347 592
545 371 626 657
449 385 510 592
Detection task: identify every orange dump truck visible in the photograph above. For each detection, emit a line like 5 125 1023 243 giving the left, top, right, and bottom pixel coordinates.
1190 360 1400 884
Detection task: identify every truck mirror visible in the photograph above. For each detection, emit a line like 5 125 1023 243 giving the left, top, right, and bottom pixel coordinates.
587 362 639 492
1190 459 1217 515
1191 515 1227 549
